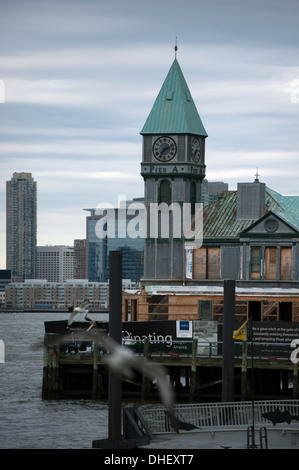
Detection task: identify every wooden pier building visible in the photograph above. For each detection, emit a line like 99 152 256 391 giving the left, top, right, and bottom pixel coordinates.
42 318 299 402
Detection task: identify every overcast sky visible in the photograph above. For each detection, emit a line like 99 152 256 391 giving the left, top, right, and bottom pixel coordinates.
0 0 299 269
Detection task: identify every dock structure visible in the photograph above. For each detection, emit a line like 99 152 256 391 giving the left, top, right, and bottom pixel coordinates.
42 320 299 401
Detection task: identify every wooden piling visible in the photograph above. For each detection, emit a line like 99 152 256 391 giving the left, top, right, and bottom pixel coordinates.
190 339 198 401
107 251 122 443
241 341 248 400
293 362 298 398
42 333 59 399
141 338 151 400
92 339 99 399
222 280 235 402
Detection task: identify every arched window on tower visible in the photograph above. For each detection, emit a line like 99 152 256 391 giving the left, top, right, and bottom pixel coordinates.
190 181 196 215
159 180 171 205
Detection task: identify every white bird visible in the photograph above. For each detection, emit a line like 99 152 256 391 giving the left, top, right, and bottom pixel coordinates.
31 324 178 432
62 327 178 432
67 300 90 326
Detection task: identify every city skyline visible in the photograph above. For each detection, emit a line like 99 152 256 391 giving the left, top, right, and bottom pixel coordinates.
1 0 299 269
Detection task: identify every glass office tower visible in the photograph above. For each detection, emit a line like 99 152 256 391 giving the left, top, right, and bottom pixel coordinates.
85 199 144 283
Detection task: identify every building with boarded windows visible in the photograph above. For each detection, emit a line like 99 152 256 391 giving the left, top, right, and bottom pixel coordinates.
192 178 299 283
123 284 299 323
122 55 299 325
123 178 299 323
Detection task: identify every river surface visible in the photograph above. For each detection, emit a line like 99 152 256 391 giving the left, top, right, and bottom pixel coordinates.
0 311 142 449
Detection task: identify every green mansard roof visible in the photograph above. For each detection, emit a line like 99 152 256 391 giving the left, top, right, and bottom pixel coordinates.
201 186 299 239
140 58 207 136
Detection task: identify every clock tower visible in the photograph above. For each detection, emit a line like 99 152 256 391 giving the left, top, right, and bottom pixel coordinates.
140 57 207 281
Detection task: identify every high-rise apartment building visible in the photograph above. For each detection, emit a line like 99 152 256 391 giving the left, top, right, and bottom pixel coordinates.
36 245 74 282
74 239 87 279
5 278 109 310
6 172 37 280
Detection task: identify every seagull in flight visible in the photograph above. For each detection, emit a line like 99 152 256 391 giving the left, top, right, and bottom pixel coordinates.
61 327 178 432
67 299 90 326
31 323 178 432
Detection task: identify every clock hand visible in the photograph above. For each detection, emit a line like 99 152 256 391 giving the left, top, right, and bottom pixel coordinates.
160 146 170 156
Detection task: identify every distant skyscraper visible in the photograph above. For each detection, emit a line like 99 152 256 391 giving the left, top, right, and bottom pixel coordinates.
85 198 144 283
6 172 37 280
36 245 74 282
74 239 87 279
201 180 229 206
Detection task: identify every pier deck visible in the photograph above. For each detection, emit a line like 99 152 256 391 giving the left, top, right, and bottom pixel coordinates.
42 321 299 401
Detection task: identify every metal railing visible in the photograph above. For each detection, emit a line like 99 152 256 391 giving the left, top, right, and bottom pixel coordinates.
124 339 294 360
125 339 193 357
140 400 299 434
59 337 294 361
198 340 294 360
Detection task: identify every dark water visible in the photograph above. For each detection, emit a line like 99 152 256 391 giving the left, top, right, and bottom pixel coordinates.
0 311 113 449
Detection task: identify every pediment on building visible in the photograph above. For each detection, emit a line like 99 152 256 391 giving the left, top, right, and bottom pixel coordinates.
240 211 299 237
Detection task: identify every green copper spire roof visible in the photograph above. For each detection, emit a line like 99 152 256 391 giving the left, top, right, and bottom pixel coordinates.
140 58 207 136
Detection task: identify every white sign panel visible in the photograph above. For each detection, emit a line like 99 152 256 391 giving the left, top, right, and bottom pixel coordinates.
185 248 193 279
176 320 192 338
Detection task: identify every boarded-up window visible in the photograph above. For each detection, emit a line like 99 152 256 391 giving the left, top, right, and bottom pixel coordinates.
198 300 212 320
293 303 299 322
235 301 247 322
265 247 277 280
147 295 168 313
208 248 220 279
212 300 223 321
193 247 207 279
262 301 278 321
193 247 220 279
280 247 292 280
131 299 137 321
250 247 261 279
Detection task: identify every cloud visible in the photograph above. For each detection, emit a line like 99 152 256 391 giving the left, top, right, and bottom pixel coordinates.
206 150 299 195
0 45 168 71
2 43 298 121
37 206 87 246
0 140 140 157
1 0 299 270
4 77 150 111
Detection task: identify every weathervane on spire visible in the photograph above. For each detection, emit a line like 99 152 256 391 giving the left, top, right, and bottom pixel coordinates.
174 37 178 58
254 166 260 182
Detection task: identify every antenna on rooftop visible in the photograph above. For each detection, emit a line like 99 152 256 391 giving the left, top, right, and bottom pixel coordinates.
254 167 260 182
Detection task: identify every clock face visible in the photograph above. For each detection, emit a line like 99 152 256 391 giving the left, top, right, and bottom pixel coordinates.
153 136 177 162
191 137 201 163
